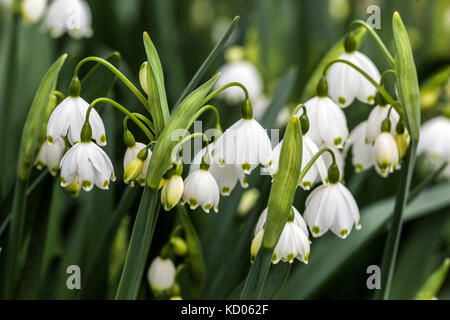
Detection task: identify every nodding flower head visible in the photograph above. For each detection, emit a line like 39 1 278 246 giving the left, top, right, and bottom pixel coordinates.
346 121 374 172
161 173 184 211
303 96 349 149
123 142 151 187
59 140 115 192
182 168 220 213
44 0 93 39
213 118 272 175
147 256 176 294
35 137 66 176
366 104 400 145
21 0 47 25
374 132 399 177
304 182 360 239
327 51 381 108
47 96 106 146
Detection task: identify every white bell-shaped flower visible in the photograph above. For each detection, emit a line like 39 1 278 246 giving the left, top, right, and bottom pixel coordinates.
44 0 93 38
327 51 381 108
21 0 47 24
182 168 220 213
35 137 66 176
303 96 348 149
60 141 115 191
123 142 151 187
252 207 310 264
190 146 246 196
213 118 272 174
346 121 374 172
304 182 360 239
161 174 184 211
264 137 327 190
418 116 450 163
366 105 400 144
47 96 106 146
215 61 263 103
374 132 399 177
147 257 176 293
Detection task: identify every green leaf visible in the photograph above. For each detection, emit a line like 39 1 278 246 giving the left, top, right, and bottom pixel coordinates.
115 187 160 299
143 32 170 134
80 52 121 102
173 16 240 110
146 73 220 189
177 206 205 298
241 115 303 299
392 12 420 141
415 258 450 300
278 182 450 299
300 27 366 102
16 54 67 182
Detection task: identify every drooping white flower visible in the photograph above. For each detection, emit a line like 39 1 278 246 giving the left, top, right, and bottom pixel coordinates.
366 105 400 144
47 96 106 146
213 118 272 174
21 0 47 24
161 174 184 211
374 132 399 177
304 182 360 239
123 142 151 187
182 169 220 213
264 137 327 190
252 207 310 264
303 96 348 149
35 137 66 176
190 146 246 196
215 61 263 103
327 51 381 108
43 0 93 39
418 116 450 164
346 121 374 172
147 257 176 293
59 141 115 191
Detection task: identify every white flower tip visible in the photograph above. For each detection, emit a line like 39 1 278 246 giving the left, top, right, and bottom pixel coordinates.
81 180 93 192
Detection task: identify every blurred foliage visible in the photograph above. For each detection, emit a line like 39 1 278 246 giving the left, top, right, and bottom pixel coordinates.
0 0 450 300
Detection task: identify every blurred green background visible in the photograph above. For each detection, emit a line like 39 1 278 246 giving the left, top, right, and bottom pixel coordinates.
0 0 449 300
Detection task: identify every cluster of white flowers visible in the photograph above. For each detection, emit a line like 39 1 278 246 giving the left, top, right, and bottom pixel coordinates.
14 0 92 38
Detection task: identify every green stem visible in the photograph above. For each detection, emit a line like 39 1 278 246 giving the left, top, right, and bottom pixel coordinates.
74 57 149 111
86 98 154 141
199 82 251 118
323 59 403 118
0 214 12 238
193 105 222 131
407 162 447 203
53 90 66 102
348 20 395 67
26 171 48 196
375 140 418 300
171 132 210 166
123 113 154 135
297 147 336 185
380 69 396 85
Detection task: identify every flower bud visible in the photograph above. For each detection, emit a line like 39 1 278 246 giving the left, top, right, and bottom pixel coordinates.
124 158 144 184
161 175 184 211
374 132 399 177
139 61 150 95
250 230 264 263
170 237 188 256
147 257 176 294
237 188 260 217
394 132 410 159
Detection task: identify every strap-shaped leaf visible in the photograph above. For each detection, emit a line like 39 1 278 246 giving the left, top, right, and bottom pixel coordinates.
392 12 420 141
178 206 205 299
143 32 170 134
17 54 67 181
146 73 220 189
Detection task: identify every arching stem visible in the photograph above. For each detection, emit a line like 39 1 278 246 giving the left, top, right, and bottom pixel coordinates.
297 147 337 185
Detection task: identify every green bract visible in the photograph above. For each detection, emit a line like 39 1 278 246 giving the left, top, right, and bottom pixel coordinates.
392 12 420 142
146 73 220 189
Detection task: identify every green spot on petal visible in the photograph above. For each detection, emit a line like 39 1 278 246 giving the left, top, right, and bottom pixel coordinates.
103 180 109 188
100 134 107 144
189 198 198 207
242 163 251 172
271 253 278 262
334 137 342 146
304 252 309 262
204 204 212 211
367 95 375 102
82 180 92 189
355 164 363 172
302 181 311 189
340 229 348 237
222 186 230 194
287 253 295 262
47 136 53 143
61 177 66 184
338 97 346 105
312 225 320 235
